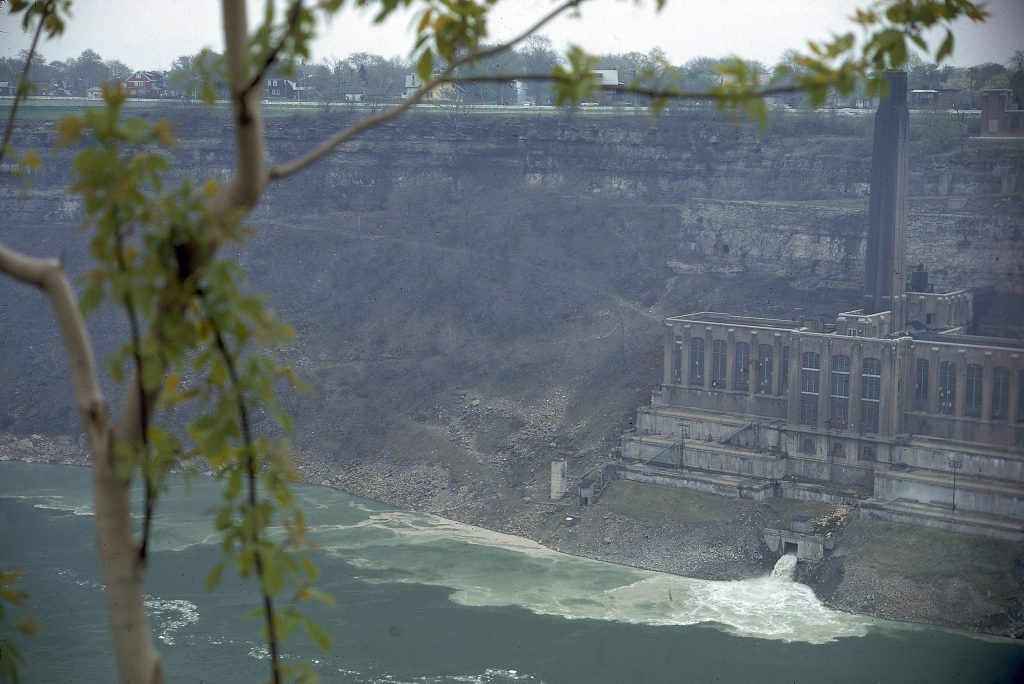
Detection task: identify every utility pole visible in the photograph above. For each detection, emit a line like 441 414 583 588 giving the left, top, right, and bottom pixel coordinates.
949 457 963 514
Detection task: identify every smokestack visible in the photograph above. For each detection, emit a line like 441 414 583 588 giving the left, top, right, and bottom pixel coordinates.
863 71 908 333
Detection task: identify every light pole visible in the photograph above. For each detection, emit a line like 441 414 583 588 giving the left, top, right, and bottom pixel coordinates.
949 457 963 514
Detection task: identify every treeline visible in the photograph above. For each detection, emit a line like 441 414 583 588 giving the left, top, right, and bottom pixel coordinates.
3 38 1022 109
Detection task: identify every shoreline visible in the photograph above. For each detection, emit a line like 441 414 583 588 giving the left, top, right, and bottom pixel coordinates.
3 433 1022 640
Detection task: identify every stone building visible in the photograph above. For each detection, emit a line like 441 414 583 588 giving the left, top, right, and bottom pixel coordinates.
979 89 1024 137
621 73 1024 541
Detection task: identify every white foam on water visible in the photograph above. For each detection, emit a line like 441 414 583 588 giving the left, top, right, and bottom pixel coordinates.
333 666 543 683
1 492 95 516
144 597 199 645
771 553 798 581
248 644 270 661
56 567 103 591
317 508 873 643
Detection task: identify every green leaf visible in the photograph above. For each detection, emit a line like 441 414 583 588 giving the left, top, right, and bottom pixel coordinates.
205 561 226 592
300 614 332 652
78 283 105 317
415 50 434 84
936 29 955 63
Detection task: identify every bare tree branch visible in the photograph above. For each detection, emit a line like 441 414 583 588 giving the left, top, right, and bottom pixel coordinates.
269 0 586 180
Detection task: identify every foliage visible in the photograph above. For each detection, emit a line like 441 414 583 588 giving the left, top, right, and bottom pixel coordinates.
0 0 990 682
0 570 36 684
58 82 328 681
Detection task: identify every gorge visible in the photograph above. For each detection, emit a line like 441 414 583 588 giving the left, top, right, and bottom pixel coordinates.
2 102 1023 637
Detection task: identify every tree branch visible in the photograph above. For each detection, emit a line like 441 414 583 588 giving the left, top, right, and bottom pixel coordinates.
453 0 584 67
240 0 305 99
217 0 269 216
112 225 156 566
0 246 106 433
435 73 808 101
200 288 282 684
0 0 51 167
268 0 586 181
0 242 164 684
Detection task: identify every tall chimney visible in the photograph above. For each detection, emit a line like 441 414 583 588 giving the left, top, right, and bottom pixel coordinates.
863 71 908 333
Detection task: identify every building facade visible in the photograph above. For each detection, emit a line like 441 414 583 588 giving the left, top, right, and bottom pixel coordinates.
620 73 1024 540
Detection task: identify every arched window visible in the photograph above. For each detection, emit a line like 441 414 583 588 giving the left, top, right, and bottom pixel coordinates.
965 364 983 418
860 357 881 433
938 361 956 415
830 354 850 429
711 340 727 389
757 345 773 395
991 367 1009 420
799 351 820 425
734 342 750 391
689 338 705 387
914 358 929 411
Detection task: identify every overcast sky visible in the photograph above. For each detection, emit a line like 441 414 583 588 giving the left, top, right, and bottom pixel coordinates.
1 0 1021 70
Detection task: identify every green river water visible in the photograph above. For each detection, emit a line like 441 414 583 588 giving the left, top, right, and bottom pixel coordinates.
1 460 1021 683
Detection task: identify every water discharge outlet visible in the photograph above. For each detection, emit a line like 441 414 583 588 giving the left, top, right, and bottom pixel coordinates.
771 553 798 582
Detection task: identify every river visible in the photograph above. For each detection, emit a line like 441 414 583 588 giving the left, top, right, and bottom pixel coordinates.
1 461 1021 683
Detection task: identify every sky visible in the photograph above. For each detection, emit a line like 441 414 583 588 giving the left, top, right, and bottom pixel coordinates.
0 0 1021 71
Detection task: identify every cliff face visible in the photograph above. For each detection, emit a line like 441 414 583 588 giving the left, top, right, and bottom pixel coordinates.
2 108 1022 504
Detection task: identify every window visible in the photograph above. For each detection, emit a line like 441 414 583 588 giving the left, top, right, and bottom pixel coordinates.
830 441 845 459
861 446 877 462
711 340 727 389
734 342 750 391
757 345 773 395
689 338 705 386
991 367 1009 420
965 364 983 418
799 351 820 425
801 352 820 392
861 357 881 433
800 438 815 455
830 355 850 429
914 358 929 411
938 361 956 415
672 341 682 383
780 346 790 395
847 328 862 337
1019 369 1024 423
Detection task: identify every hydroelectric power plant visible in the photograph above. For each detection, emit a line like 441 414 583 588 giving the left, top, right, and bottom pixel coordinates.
598 73 1024 560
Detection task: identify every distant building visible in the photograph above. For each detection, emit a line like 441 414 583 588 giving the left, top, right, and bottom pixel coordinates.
979 89 1024 137
909 88 965 110
591 68 622 105
124 71 166 98
265 78 300 100
342 87 366 103
0 82 15 97
403 73 465 102
621 72 1024 541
